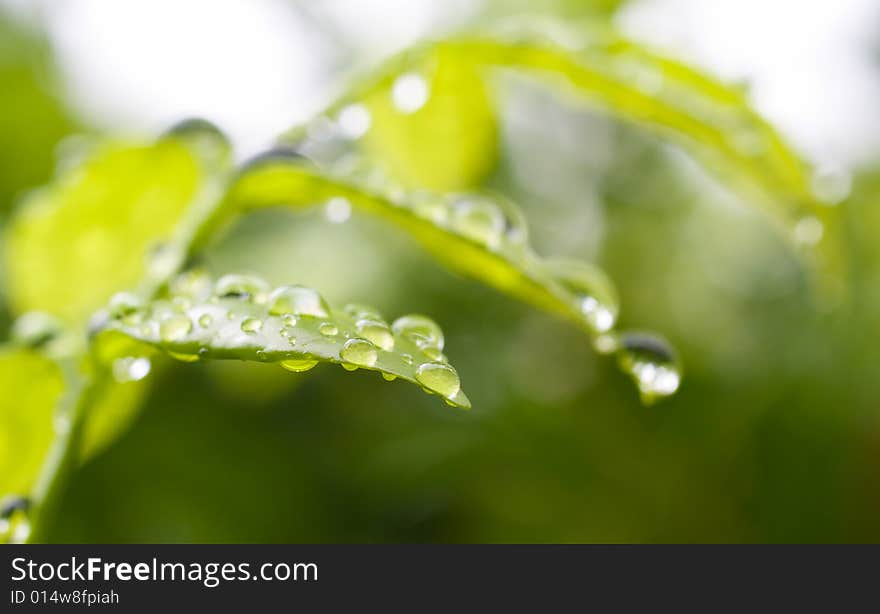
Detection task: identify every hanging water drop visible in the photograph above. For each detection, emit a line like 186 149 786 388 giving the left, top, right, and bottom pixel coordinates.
382 373 397 381
241 317 263 334
340 338 378 367
214 274 270 302
268 285 330 318
617 332 681 404
415 362 461 399
168 351 199 363
280 358 318 372
159 314 192 342
355 319 394 351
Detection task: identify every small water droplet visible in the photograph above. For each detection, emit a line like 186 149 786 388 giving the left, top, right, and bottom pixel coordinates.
280 358 318 372
449 196 506 250
241 317 263 334
336 103 371 138
794 216 824 246
401 353 414 365
391 72 429 113
811 164 852 205
112 356 151 382
340 338 378 367
342 363 359 371
159 314 192 342
324 196 352 223
282 314 297 327
392 314 444 350
198 314 213 328
214 274 270 302
108 292 144 319
356 319 394 350
415 362 461 398
382 372 397 381
319 322 339 337
545 260 618 334
617 332 681 404
268 285 330 318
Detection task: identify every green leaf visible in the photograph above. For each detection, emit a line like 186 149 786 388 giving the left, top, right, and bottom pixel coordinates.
0 347 63 497
4 123 230 325
95 272 471 409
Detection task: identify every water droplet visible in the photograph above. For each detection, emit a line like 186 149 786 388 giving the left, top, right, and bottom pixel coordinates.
392 314 444 350
108 292 144 319
241 317 263 334
198 314 213 328
112 357 151 382
342 363 359 371
344 303 382 320
336 103 371 138
170 270 212 301
214 274 270 302
324 197 352 223
268 285 329 318
147 243 183 279
282 314 297 327
811 164 852 205
411 193 450 225
449 196 506 250
617 332 681 404
340 338 378 367
11 312 62 347
319 322 339 337
382 372 397 381
401 353 414 365
355 319 394 351
280 358 318 372
391 72 429 113
159 314 192 342
415 362 461 399
794 216 824 246
545 260 618 334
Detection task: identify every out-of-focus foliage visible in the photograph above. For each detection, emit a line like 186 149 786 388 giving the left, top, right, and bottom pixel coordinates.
0 14 77 217
0 347 63 495
6 138 203 324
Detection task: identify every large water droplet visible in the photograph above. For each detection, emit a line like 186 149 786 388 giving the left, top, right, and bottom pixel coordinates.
449 196 506 250
214 274 270 302
356 319 394 351
340 338 378 367
241 317 263 334
391 73 429 113
617 332 681 404
112 356 151 382
391 314 444 350
159 314 192 342
415 362 461 399
280 358 318 372
268 285 330 318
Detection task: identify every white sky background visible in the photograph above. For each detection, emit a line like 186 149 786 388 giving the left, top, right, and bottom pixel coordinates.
4 0 879 167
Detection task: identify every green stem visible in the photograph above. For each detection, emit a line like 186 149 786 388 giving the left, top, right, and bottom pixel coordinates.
25 361 99 544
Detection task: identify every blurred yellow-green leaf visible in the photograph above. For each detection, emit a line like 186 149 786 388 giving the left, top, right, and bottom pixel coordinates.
0 346 63 496
5 137 204 324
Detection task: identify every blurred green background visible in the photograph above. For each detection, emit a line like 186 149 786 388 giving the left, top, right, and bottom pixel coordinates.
2 0 880 543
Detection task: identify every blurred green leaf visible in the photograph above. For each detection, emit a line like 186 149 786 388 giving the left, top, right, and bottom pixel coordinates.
4 129 225 325
0 346 63 496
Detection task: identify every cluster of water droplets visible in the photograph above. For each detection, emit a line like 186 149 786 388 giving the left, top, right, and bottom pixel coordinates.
100 272 464 405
